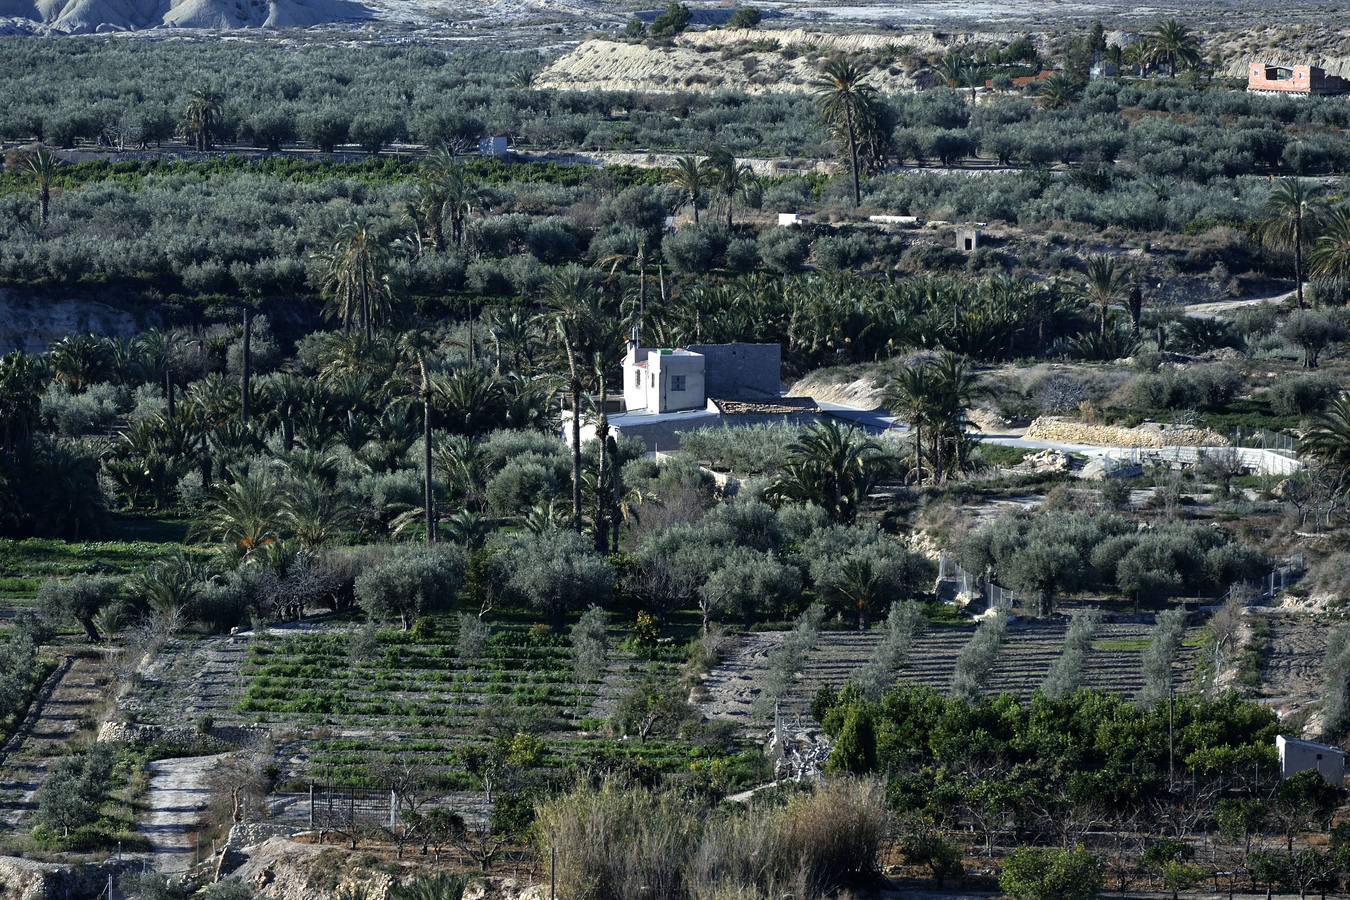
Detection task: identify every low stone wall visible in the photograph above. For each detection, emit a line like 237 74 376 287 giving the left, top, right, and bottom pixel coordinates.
0 856 133 900
97 721 268 751
1025 416 1228 449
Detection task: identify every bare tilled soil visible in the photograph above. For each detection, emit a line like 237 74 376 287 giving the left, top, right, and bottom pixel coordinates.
120 636 250 727
700 621 1197 729
0 655 108 830
1257 611 1328 722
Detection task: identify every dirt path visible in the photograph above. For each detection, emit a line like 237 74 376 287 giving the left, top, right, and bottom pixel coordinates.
0 655 108 830
137 754 228 873
1183 287 1297 318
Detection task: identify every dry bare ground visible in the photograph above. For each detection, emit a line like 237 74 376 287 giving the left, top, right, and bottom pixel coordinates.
0 655 108 830
1256 611 1328 723
138 754 230 873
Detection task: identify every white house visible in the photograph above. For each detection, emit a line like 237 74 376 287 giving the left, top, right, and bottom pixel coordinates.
1277 735 1346 784
623 342 707 414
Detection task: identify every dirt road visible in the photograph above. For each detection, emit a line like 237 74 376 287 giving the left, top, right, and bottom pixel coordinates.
137 754 228 873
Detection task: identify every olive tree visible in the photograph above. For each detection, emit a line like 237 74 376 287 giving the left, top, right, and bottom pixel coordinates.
496 528 614 631
354 545 467 630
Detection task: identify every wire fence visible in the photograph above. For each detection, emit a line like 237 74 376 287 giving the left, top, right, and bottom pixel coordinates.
1227 426 1297 454
937 553 1017 612
1218 554 1306 606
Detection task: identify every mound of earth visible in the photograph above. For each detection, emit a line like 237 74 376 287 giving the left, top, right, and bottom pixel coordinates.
1025 416 1228 449
7 0 370 32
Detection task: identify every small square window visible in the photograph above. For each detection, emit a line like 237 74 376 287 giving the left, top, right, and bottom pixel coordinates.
671 375 687 392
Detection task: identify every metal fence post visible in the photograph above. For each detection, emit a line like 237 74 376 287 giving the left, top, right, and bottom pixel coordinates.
309 783 314 829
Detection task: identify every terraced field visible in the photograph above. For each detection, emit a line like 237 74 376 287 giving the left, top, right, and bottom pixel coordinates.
700 620 1201 728
205 620 759 790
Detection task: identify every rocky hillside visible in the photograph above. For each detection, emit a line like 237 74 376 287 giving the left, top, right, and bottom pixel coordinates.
0 0 371 32
535 28 1025 95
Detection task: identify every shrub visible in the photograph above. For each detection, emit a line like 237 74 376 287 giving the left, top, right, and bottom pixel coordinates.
999 845 1104 900
757 227 810 274
37 574 120 643
1270 373 1339 416
353 544 467 630
495 528 614 630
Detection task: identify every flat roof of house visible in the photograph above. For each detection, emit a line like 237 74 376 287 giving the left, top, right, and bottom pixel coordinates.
1277 735 1346 755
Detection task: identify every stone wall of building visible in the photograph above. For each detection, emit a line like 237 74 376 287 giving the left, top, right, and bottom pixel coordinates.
687 343 781 399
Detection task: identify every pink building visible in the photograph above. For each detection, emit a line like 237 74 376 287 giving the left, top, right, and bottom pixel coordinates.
1248 63 1350 96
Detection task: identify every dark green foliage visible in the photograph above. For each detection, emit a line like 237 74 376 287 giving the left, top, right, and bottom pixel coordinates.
999 845 1103 900
726 6 761 28
36 574 120 642
649 2 691 37
34 743 116 838
825 703 878 774
354 544 468 630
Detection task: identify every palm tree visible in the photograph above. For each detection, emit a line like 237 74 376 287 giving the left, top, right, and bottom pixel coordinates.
1299 393 1350 471
313 222 393 340
825 556 887 631
1254 178 1325 309
1142 19 1201 78
1309 204 1350 288
422 150 483 249
0 351 44 451
1037 73 1083 110
486 308 538 375
667 155 706 224
17 144 60 229
419 355 436 544
707 147 757 227
1083 254 1126 337
934 53 983 104
598 229 655 338
195 469 282 561
184 87 224 151
48 334 109 393
543 265 606 530
880 364 935 483
768 419 881 524
927 351 981 482
282 477 352 549
815 57 877 207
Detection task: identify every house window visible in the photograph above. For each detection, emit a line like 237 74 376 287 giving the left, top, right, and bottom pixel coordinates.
651 374 656 388
633 370 641 388
671 375 687 392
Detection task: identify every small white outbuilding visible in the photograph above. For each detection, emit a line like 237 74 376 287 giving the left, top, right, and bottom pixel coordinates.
1276 735 1346 784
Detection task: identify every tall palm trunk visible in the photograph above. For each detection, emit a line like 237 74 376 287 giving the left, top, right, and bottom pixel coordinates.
637 243 647 339
845 105 861 207
38 181 49 229
569 375 582 531
165 368 176 420
360 272 372 342
240 306 252 425
422 366 436 545
594 369 610 553
1294 211 1305 309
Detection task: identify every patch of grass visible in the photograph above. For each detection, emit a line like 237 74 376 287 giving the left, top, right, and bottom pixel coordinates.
974 444 1032 468
1093 637 1150 652
0 538 202 577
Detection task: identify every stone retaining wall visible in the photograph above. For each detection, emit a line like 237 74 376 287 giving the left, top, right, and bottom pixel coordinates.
1025 416 1228 448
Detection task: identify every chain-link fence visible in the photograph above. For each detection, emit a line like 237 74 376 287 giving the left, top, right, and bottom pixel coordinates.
937 553 1017 612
